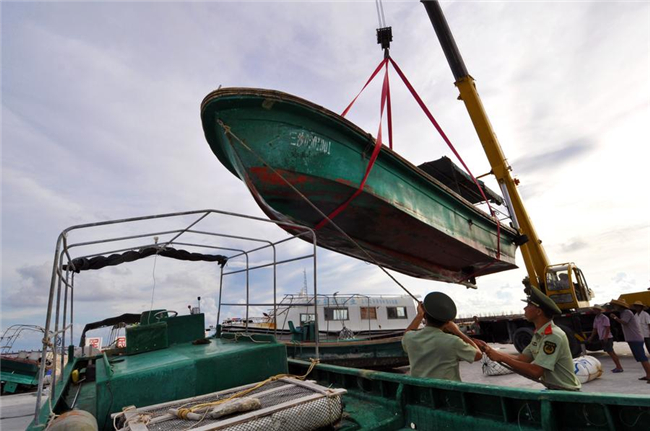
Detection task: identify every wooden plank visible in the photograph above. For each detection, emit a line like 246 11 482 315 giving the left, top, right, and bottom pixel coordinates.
278 377 342 396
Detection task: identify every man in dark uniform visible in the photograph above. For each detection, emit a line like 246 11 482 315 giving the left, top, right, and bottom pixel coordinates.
476 288 581 391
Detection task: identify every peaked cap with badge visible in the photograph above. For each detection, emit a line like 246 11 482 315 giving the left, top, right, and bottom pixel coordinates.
522 288 562 316
422 292 457 322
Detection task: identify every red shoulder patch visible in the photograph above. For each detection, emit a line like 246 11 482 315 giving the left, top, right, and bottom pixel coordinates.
544 324 553 335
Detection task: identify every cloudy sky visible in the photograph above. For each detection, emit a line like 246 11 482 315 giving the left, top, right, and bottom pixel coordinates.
2 1 649 351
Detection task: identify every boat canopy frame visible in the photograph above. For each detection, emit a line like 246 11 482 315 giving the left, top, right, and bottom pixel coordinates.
1 324 49 354
34 209 319 426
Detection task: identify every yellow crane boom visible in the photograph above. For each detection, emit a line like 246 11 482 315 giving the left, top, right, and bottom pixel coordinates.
421 1 592 310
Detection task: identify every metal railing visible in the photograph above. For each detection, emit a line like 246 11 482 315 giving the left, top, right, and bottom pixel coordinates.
33 209 318 425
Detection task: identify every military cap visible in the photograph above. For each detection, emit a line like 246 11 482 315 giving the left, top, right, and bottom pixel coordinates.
521 288 562 316
423 292 457 322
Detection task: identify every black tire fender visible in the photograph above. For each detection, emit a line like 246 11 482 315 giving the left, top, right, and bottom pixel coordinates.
513 327 534 353
557 324 582 358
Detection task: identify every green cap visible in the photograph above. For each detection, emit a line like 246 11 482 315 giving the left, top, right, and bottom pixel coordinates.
522 288 562 316
423 292 457 322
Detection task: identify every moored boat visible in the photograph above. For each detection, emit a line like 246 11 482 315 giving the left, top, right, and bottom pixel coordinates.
221 292 416 369
26 209 650 431
201 88 520 285
1 325 56 395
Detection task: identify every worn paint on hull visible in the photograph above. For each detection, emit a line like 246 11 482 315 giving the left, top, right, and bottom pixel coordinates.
202 88 519 283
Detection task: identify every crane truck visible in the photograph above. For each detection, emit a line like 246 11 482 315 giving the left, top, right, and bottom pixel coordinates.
420 1 647 357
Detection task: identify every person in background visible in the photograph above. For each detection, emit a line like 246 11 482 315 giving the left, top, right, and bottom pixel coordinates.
586 305 623 372
402 292 482 381
476 288 581 391
609 299 650 383
631 301 650 356
470 316 482 336
558 273 570 288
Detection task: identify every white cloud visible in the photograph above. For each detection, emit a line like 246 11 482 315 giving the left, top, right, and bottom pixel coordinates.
2 1 649 348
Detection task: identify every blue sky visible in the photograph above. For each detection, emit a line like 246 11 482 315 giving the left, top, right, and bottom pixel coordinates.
2 1 649 351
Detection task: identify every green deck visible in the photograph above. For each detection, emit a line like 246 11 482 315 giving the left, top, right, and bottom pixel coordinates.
28 315 288 430
30 312 650 431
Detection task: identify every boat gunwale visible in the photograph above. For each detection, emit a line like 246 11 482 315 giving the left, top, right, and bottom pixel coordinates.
288 358 650 405
281 335 405 348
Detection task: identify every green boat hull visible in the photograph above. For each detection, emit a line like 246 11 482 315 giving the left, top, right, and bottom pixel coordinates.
202 88 519 284
1 357 40 394
284 336 409 370
288 359 650 431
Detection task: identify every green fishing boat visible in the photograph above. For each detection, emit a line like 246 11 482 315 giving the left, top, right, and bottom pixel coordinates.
1 325 52 395
1 356 40 395
201 88 520 286
26 210 650 431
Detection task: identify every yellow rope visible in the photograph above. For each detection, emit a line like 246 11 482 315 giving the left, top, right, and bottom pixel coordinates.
175 358 320 420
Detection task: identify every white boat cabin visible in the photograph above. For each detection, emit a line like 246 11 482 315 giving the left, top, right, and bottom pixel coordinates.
223 293 418 336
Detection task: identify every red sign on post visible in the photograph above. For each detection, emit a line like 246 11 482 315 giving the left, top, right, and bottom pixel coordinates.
87 337 102 350
116 336 126 348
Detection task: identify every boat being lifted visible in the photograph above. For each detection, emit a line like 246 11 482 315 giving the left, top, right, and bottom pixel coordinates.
201 87 521 286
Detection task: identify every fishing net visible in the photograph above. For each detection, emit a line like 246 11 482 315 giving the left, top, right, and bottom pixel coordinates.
481 353 514 376
116 378 345 431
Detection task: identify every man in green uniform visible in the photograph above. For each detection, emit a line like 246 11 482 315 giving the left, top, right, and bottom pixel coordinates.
476 288 581 391
402 292 482 381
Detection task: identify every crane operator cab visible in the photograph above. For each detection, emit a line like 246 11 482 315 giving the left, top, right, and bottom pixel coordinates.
544 263 594 310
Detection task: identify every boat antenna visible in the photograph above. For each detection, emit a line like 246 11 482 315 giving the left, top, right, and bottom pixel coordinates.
300 269 308 297
375 0 392 58
148 236 160 323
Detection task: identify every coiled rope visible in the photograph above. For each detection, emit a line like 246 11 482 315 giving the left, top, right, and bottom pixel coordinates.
174 358 320 420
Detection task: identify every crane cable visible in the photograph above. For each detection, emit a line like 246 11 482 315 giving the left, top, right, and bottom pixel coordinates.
375 0 387 28
316 1 505 282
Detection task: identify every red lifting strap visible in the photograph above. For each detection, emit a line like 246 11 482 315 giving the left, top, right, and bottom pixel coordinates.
317 56 502 280
388 57 502 265
315 59 391 231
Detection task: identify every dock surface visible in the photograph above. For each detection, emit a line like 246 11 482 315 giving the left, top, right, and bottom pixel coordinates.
456 342 650 394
